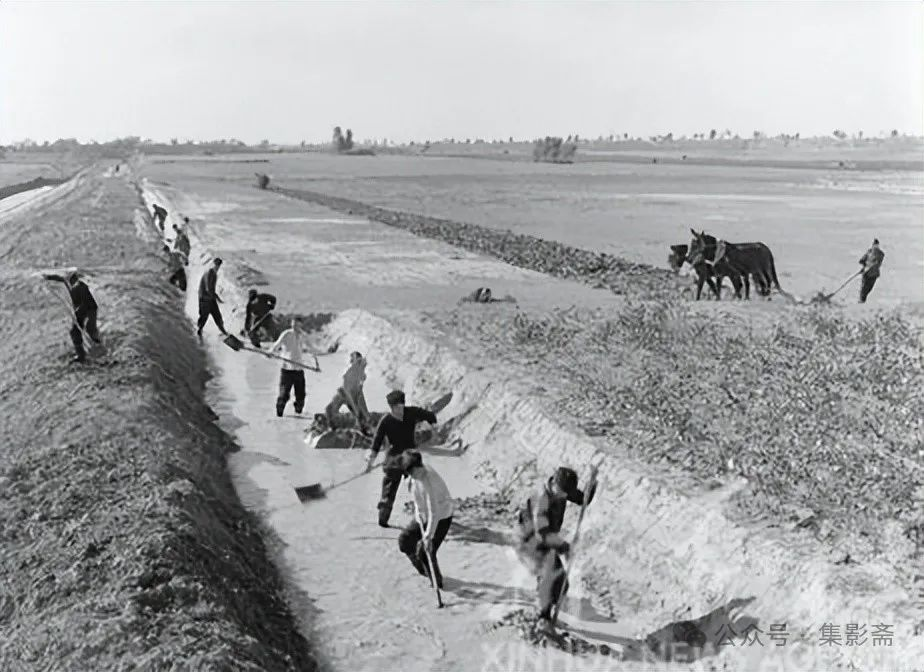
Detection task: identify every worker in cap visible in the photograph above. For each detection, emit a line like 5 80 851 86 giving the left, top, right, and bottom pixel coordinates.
365 389 438 527
515 466 598 634
42 270 102 363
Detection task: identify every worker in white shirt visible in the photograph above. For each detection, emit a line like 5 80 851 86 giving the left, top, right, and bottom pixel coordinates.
397 451 454 589
325 351 371 435
268 318 312 417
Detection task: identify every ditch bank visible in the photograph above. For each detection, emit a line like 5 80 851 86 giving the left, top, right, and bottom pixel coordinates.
316 309 924 671
0 166 320 671
269 184 688 302
146 175 923 669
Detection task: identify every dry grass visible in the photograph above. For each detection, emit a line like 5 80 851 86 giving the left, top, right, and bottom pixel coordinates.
0 169 320 671
266 182 923 556
427 300 924 558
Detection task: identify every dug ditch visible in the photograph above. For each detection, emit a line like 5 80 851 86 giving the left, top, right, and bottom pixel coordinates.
141 174 923 671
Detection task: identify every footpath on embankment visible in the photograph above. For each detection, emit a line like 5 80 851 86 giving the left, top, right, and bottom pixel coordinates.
139 165 924 672
0 164 321 671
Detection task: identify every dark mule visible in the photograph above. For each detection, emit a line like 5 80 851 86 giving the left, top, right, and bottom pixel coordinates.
686 230 773 300
681 233 745 300
714 239 781 298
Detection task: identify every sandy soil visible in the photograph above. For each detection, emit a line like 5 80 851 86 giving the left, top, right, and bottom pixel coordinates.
139 159 924 672
0 165 320 671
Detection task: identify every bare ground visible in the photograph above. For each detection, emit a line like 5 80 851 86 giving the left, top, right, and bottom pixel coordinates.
0 168 320 671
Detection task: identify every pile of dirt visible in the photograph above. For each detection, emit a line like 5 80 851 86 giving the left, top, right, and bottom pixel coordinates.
486 608 620 658
271 186 686 301
0 168 320 671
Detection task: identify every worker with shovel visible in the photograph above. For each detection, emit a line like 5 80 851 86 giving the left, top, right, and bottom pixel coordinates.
515 467 597 635
42 271 103 363
365 390 438 527
858 238 885 304
172 222 191 265
241 288 277 348
196 257 228 340
397 450 454 591
268 318 316 417
325 351 371 435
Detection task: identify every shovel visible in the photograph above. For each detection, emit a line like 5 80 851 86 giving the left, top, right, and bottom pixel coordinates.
222 334 321 372
241 310 273 340
550 463 600 630
413 495 444 608
295 458 382 502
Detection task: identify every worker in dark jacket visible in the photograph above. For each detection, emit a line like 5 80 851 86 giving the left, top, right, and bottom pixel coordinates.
365 390 438 527
858 239 885 303
152 203 168 231
42 271 102 363
241 288 277 347
516 467 597 634
196 257 228 339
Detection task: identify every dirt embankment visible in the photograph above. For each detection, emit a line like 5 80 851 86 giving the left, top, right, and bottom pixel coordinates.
264 182 923 563
270 185 686 302
0 168 320 671
0 176 73 201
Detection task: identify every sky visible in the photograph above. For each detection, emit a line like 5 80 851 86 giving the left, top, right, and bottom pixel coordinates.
1 1 921 145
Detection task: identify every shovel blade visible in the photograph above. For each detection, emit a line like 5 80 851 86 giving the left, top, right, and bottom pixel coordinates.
223 334 245 351
295 483 325 502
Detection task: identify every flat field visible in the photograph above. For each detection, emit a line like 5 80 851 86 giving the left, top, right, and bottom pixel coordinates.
145 149 923 308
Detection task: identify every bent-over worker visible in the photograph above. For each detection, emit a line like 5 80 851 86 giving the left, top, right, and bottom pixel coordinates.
515 467 597 634
241 288 277 348
397 451 454 589
43 271 102 363
152 203 168 231
172 224 191 265
325 351 371 434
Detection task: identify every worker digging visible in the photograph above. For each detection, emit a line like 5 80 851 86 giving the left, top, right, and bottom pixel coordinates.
241 288 277 348
365 390 438 528
42 271 104 363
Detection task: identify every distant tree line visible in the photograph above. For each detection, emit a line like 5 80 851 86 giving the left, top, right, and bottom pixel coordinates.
533 136 578 163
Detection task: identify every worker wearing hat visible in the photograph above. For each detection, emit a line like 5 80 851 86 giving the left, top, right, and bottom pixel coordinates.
396 451 454 588
365 389 438 527
42 270 102 363
858 238 884 303
196 257 228 339
515 466 598 633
